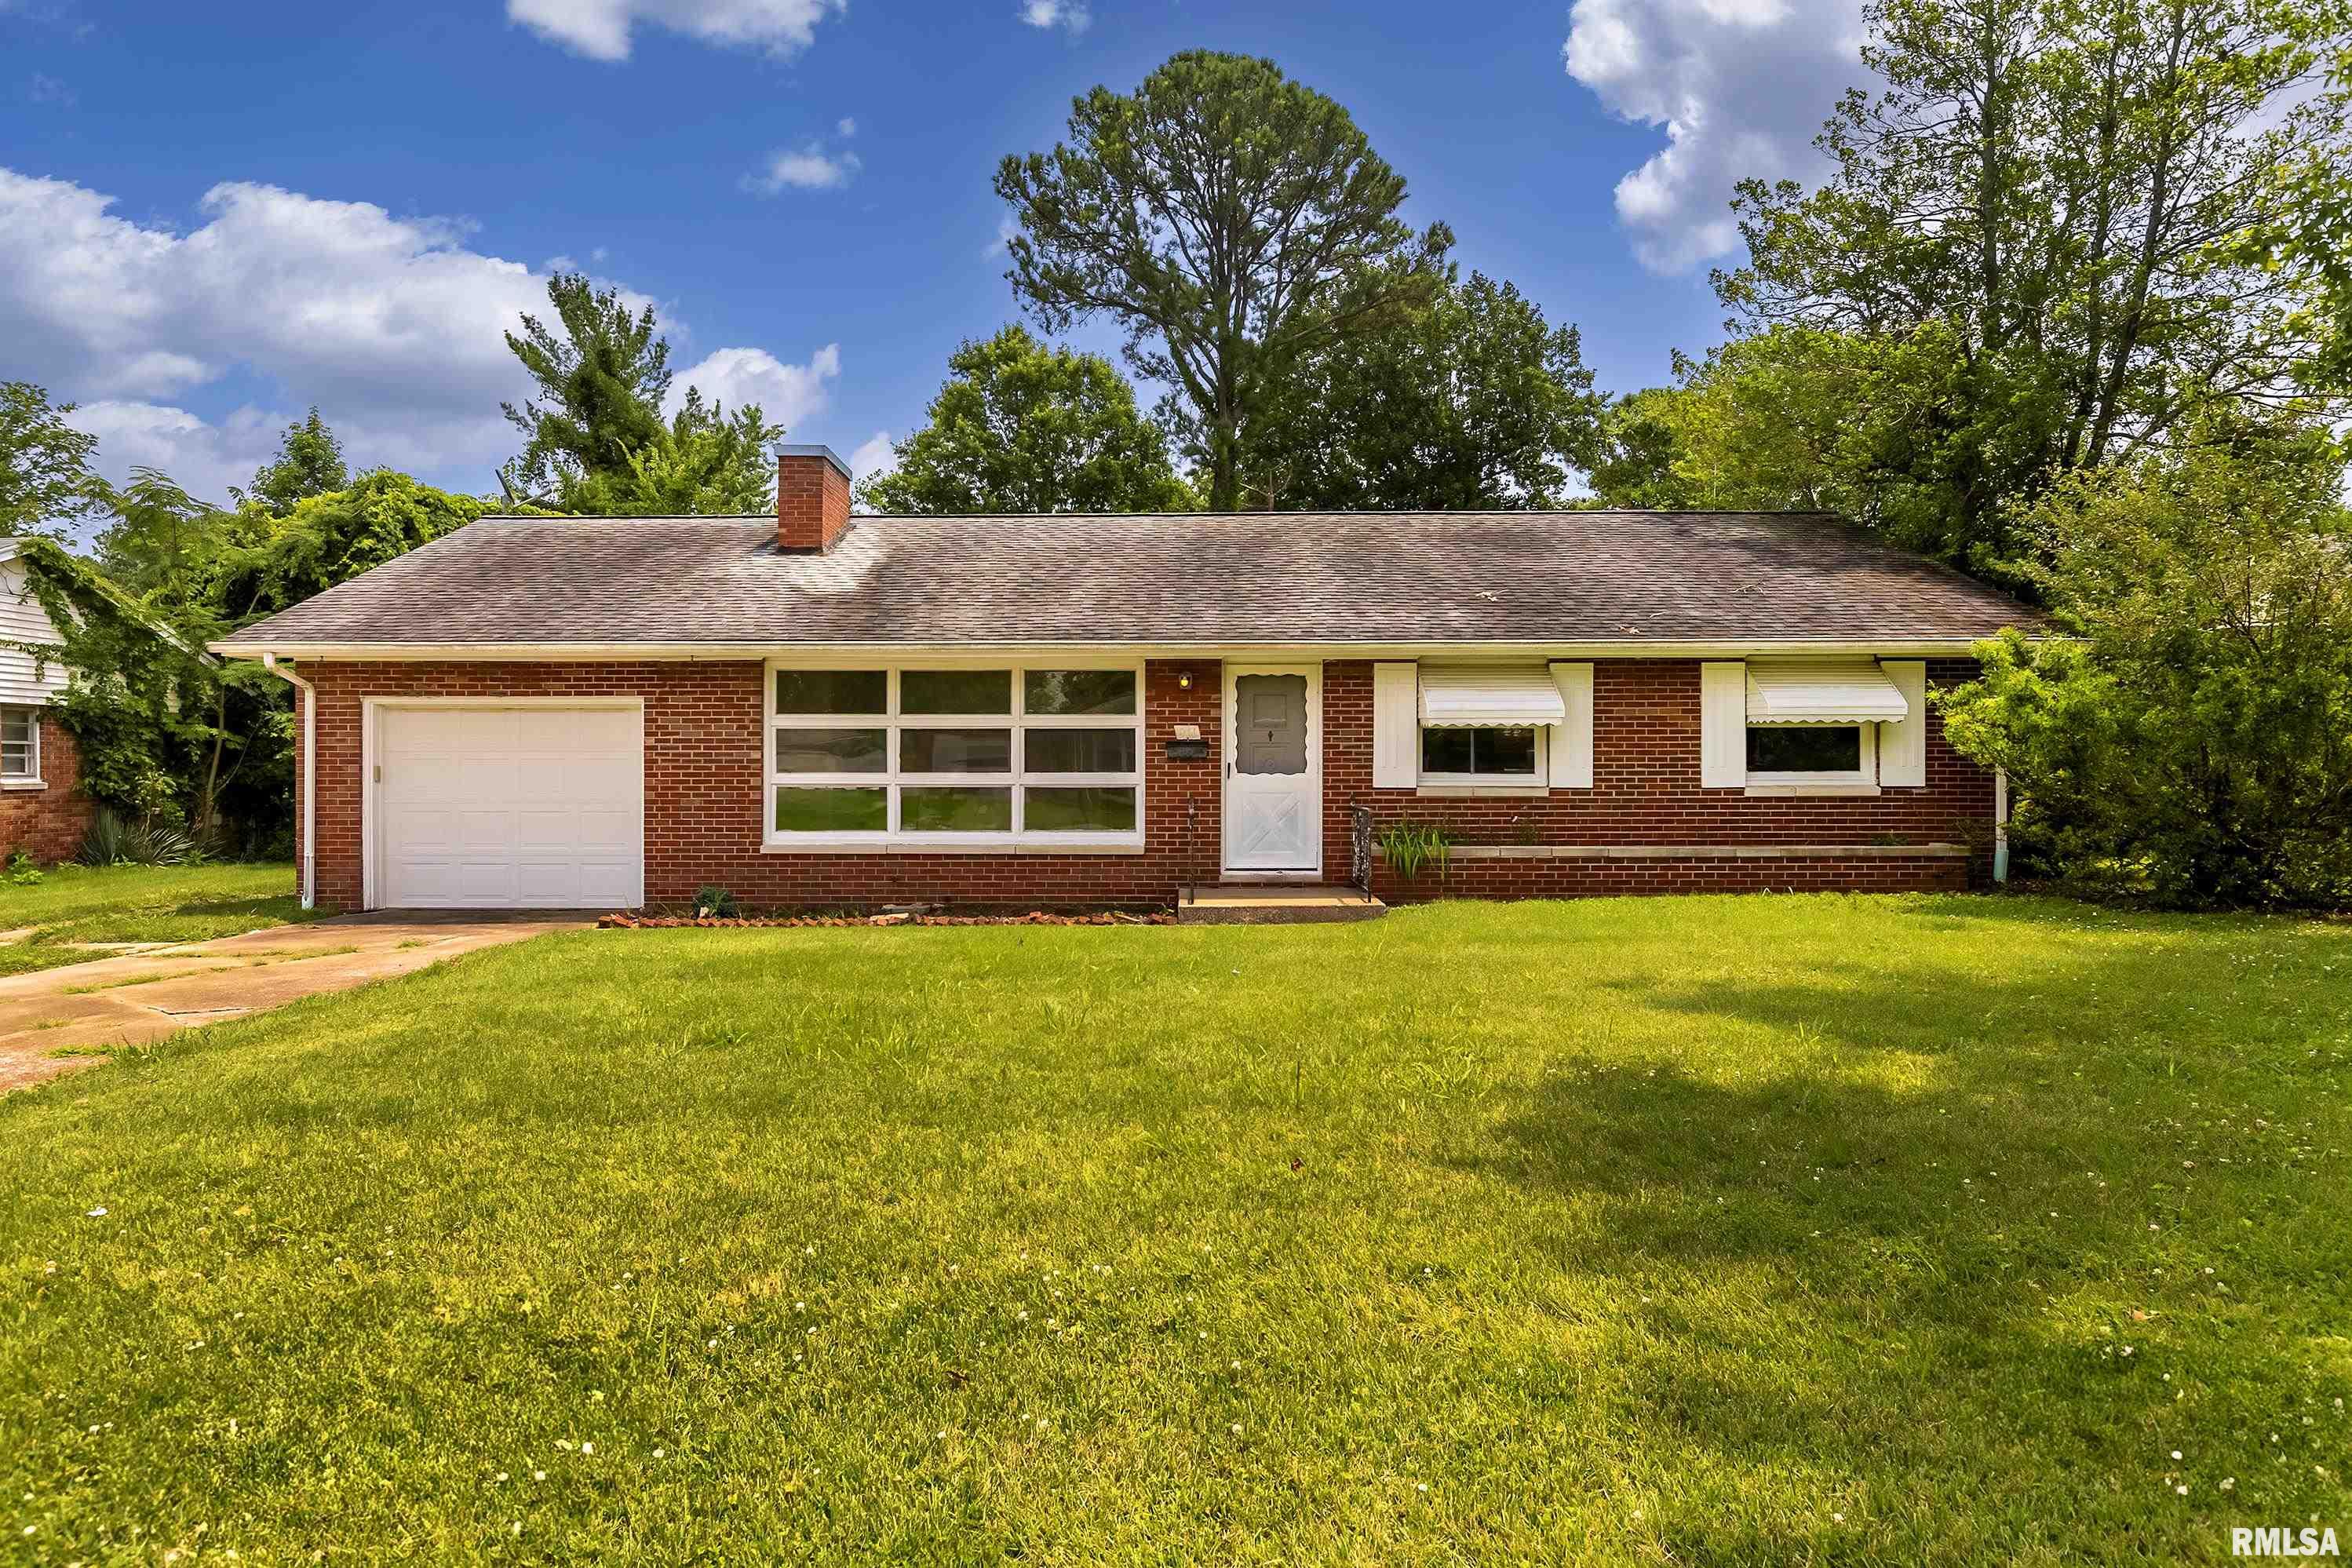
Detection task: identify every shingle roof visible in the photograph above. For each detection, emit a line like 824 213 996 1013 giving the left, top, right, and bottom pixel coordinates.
217 510 2044 652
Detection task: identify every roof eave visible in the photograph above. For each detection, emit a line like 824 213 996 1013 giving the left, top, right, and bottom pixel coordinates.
209 634 2034 662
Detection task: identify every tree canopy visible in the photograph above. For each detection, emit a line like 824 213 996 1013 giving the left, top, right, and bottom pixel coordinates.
498 272 781 514
500 272 675 504
234 409 350 517
557 389 784 516
997 50 1453 511
1238 270 1603 510
855 326 1196 515
1673 0 2352 578
0 381 109 540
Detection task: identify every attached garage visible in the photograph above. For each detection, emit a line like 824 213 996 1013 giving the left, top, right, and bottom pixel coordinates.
365 701 644 910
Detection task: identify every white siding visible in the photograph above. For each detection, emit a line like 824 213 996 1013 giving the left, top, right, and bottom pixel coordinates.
0 556 70 708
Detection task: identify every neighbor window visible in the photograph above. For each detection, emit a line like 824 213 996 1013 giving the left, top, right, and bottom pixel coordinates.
0 707 36 782
767 664 1143 844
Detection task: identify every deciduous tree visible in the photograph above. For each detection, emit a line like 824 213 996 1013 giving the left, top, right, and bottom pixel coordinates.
0 381 108 540
1239 272 1602 510
235 409 349 516
856 326 1194 515
1712 0 2348 574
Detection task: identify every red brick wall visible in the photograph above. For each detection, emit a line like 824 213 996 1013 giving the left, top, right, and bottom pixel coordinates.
0 711 93 865
1319 658 1993 899
299 659 1223 912
296 655 1995 911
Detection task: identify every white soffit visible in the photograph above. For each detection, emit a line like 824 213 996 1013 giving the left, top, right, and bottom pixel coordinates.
1746 663 1909 725
1418 665 1568 727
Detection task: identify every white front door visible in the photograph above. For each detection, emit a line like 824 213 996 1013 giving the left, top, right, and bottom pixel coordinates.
372 703 644 910
1223 663 1322 873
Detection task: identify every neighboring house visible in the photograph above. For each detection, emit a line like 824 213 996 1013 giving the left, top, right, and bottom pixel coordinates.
215 448 2039 913
0 538 92 862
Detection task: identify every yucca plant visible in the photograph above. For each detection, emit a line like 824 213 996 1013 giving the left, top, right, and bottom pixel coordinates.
78 808 199 867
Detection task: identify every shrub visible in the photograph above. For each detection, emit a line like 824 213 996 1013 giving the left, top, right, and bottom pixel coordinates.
694 884 740 918
1941 439 2352 907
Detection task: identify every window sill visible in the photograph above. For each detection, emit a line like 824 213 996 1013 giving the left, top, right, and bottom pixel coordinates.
1415 783 1549 799
762 837 1147 857
1743 781 1881 798
1 779 46 792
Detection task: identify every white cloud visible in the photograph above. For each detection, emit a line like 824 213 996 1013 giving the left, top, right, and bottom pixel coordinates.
64 402 281 507
1564 0 1869 274
836 116 856 138
747 143 861 194
669 344 841 432
505 0 844 63
984 215 1019 260
1019 0 1090 35
1 166 841 504
847 430 895 483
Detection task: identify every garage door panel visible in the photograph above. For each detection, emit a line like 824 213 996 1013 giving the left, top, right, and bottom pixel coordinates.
374 706 643 910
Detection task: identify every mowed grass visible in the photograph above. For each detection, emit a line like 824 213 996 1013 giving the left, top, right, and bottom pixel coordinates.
3 894 2350 1564
0 863 308 976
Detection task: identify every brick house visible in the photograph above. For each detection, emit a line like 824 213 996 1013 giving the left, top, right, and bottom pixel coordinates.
216 447 2040 913
1 539 94 864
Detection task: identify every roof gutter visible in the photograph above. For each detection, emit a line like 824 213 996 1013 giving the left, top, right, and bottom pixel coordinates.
261 654 316 910
210 636 2022 662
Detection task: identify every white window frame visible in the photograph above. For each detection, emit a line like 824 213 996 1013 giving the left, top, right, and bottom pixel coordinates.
0 705 40 787
1744 720 1879 793
764 658 1147 851
1417 723 1549 789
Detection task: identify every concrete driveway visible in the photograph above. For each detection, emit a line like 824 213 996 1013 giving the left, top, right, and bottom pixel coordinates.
0 913 588 1094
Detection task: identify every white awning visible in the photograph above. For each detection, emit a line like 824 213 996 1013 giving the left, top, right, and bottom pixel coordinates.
1419 665 1567 727
1745 662 1910 725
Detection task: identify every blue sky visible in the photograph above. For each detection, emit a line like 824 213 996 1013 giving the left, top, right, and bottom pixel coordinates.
0 0 1872 509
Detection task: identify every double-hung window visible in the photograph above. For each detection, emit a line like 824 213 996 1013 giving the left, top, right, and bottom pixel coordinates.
767 663 1144 847
0 706 38 785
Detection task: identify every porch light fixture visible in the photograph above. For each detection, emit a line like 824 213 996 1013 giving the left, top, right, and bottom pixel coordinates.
1176 670 1194 690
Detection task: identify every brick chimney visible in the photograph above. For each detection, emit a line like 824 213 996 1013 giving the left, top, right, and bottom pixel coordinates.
777 445 852 552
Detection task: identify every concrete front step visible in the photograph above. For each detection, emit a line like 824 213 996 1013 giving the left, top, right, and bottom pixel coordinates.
1175 884 1387 925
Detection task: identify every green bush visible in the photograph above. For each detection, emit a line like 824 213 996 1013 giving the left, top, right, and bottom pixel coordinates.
1942 438 2352 906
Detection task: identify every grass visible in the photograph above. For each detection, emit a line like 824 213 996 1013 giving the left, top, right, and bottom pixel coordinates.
2 892 2349 1563
0 862 308 976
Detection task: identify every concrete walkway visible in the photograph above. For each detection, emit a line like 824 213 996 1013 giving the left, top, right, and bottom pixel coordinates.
0 914 587 1094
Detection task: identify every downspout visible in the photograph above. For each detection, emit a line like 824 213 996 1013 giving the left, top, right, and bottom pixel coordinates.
262 653 316 910
1993 768 2011 886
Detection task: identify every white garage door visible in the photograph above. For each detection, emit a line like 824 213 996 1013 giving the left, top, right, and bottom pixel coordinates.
374 705 644 910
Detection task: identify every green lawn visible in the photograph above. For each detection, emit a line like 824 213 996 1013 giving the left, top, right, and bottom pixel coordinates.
3 894 2348 1563
0 862 309 976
